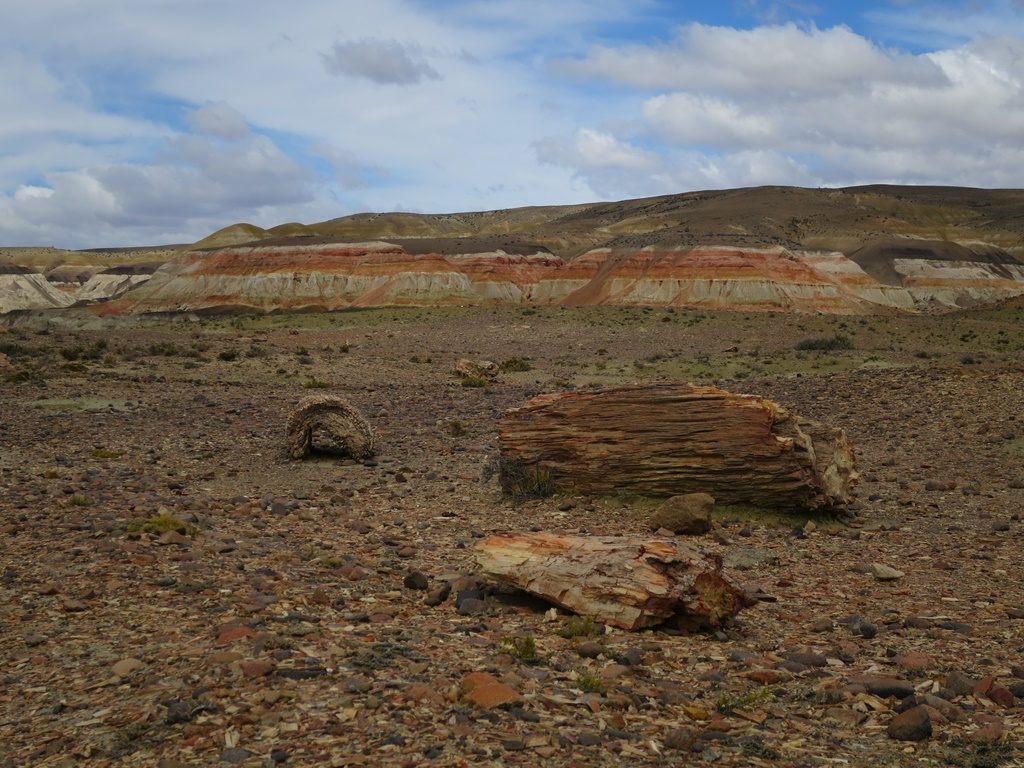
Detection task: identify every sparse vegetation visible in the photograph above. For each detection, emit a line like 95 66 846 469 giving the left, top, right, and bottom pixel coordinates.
68 494 93 507
126 513 197 536
460 375 488 388
491 456 555 502
716 686 775 713
499 357 532 372
217 350 238 362
499 634 538 662
557 616 600 639
574 669 607 693
794 334 853 351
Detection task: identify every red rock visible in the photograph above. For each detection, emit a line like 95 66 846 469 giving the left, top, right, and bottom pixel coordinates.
887 705 932 741
986 685 1016 708
240 659 276 678
746 669 787 685
217 625 256 644
405 682 446 706
896 651 933 671
971 721 1005 743
973 676 996 697
460 672 521 709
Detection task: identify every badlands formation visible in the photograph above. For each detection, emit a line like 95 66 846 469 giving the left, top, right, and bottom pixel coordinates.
4 184 1024 315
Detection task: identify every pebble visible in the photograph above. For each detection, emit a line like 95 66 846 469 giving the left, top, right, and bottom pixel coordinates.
576 641 605 659
403 571 429 590
460 672 521 708
219 747 253 764
887 705 932 741
871 563 905 581
111 658 145 678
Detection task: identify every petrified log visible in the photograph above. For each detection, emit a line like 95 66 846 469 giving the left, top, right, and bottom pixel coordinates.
498 384 856 512
286 394 374 460
476 532 748 630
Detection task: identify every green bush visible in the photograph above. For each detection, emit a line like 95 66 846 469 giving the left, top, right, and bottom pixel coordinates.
794 334 852 351
499 357 532 372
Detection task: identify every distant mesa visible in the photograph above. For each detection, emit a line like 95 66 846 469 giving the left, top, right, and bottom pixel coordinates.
4 185 1024 316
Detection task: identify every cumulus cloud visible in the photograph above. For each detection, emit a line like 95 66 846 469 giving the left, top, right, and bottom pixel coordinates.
323 38 441 84
0 132 324 246
186 101 249 139
559 23 946 95
539 22 1024 197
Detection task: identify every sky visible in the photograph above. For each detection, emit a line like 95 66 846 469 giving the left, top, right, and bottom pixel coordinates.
2 0 1024 248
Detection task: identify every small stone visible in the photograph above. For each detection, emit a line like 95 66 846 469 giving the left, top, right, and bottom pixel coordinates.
403 571 429 590
618 648 644 666
854 620 878 639
896 651 933 671
986 684 1015 708
270 749 289 763
971 721 1006 743
946 671 977 698
405 682 446 705
456 598 487 616
871 563 905 581
112 658 145 678
887 705 932 741
783 651 827 668
648 493 714 535
810 618 833 633
240 658 276 678
24 634 46 647
849 675 916 699
576 641 605 659
578 731 603 746
460 672 521 708
219 747 253 764
424 584 451 607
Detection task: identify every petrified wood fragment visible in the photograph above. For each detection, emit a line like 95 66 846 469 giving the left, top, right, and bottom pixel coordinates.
476 532 748 630
286 394 374 460
498 384 856 512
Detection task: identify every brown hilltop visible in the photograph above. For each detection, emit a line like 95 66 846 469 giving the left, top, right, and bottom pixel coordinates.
5 185 1024 315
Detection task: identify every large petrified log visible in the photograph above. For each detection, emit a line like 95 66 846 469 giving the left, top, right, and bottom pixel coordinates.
476 532 748 630
498 384 856 512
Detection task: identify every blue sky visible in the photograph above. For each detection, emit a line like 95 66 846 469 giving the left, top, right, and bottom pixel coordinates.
2 0 1023 247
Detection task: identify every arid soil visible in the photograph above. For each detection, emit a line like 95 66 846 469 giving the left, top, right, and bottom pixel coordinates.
2 304 1023 767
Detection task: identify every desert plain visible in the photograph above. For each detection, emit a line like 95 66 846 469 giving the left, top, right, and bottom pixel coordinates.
1 295 1023 767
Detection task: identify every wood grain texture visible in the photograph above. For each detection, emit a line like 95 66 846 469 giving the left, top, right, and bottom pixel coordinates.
476 532 748 630
498 384 856 512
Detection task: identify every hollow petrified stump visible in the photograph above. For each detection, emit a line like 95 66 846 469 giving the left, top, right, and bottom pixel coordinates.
476 532 748 630
286 394 374 460
498 384 856 512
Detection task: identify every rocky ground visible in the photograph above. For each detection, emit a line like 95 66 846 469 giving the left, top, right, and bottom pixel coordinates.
1 304 1023 767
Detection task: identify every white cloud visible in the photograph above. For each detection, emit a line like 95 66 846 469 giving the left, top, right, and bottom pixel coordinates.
186 102 249 139
323 38 441 84
540 21 1024 196
560 22 946 95
0 132 330 246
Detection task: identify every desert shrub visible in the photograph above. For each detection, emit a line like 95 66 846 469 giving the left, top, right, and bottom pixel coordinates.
68 494 93 507
575 669 607 693
126 513 197 536
499 635 538 662
460 375 488 388
499 357 532 372
794 334 853 351
557 616 600 639
217 350 237 362
302 377 331 389
148 342 181 357
493 456 555 502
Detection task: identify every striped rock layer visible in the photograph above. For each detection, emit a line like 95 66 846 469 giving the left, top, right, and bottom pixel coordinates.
98 239 1024 316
